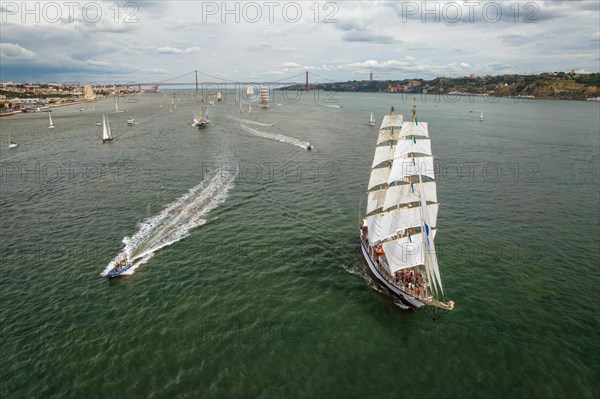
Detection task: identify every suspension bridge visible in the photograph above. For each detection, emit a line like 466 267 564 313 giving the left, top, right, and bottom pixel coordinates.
128 70 336 92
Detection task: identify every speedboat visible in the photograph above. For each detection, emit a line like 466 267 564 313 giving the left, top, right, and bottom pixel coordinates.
8 141 18 149
127 118 135 126
107 261 132 277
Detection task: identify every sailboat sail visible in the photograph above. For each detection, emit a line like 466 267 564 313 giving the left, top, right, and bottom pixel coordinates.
48 113 54 128
102 115 109 140
369 112 375 125
361 104 453 311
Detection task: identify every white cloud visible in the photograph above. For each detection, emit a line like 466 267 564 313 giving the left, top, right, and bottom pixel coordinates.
157 47 183 54
0 42 37 62
157 46 201 55
1 1 598 82
85 59 111 67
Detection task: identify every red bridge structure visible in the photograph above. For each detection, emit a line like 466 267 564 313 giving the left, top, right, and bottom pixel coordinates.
126 70 332 93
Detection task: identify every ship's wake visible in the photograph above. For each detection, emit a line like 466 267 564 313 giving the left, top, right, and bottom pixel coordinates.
232 117 274 127
101 171 236 276
239 125 311 150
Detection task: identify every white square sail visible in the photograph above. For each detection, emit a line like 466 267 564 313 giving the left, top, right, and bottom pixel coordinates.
388 156 435 184
379 114 404 129
368 167 391 191
400 121 429 138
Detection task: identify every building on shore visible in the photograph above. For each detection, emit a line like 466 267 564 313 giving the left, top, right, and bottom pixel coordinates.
84 85 96 101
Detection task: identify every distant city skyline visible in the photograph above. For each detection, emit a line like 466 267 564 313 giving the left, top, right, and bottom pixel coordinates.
1 1 599 83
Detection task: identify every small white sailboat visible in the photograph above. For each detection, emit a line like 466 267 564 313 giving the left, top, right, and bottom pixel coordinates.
248 105 252 115
480 110 484 121
8 129 18 148
239 103 243 113
102 115 113 143
368 112 375 126
48 113 55 129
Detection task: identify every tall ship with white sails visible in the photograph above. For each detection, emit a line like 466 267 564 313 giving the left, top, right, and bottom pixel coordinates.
259 87 269 108
359 103 454 312
192 98 209 128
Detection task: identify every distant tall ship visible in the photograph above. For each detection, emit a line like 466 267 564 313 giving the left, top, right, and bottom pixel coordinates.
259 87 269 108
216 91 222 102
359 102 454 312
193 99 209 128
246 85 254 97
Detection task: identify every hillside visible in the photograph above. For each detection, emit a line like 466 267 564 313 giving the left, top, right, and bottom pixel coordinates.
281 72 600 100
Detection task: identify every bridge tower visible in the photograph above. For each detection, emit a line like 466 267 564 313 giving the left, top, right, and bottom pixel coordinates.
305 71 309 92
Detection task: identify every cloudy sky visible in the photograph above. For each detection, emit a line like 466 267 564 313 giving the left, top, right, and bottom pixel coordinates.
1 1 598 84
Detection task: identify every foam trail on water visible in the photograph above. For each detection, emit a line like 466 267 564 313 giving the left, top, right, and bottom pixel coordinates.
102 171 236 276
321 104 343 108
239 125 311 150
231 117 274 127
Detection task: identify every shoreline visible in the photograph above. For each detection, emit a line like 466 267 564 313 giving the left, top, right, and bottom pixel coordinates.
275 89 600 102
0 99 95 118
